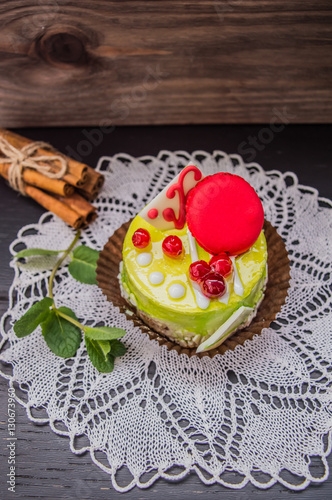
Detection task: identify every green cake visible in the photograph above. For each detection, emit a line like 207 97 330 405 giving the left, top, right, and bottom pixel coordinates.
119 166 267 352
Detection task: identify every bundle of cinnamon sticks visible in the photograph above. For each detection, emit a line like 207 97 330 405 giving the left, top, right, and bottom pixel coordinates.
0 129 104 229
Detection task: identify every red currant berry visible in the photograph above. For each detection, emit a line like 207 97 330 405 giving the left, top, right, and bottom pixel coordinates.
132 228 151 249
162 235 183 258
209 253 233 277
189 260 211 283
201 272 226 299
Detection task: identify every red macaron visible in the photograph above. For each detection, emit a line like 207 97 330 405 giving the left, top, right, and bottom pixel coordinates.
186 173 264 255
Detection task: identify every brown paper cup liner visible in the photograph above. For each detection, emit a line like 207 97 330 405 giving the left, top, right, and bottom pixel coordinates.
97 220 290 359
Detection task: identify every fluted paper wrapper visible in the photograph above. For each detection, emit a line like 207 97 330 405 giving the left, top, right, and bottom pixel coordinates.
96 220 290 359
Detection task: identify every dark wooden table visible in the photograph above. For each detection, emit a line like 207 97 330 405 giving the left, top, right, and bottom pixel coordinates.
0 125 331 499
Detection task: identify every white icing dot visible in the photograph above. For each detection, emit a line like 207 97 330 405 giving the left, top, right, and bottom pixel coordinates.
168 283 186 299
148 271 164 285
136 252 152 267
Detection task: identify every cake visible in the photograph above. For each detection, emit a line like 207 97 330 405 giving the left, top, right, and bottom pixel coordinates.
119 165 267 353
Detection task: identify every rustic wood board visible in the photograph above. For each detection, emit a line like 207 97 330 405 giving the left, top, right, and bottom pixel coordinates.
0 1 331 125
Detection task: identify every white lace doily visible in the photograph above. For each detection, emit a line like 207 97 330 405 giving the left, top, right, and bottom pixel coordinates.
1 151 331 492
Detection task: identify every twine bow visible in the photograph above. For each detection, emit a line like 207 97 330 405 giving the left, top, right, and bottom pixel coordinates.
0 135 67 195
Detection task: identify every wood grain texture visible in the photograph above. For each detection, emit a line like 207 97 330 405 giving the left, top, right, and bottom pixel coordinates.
0 125 331 499
0 1 331 126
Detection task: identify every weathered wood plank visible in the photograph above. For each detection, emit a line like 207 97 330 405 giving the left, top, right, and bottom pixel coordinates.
0 1 331 126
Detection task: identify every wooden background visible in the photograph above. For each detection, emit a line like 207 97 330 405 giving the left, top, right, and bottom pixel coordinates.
0 1 331 126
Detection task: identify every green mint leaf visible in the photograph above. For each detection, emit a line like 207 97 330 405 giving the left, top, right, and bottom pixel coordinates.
14 297 53 338
85 337 115 373
84 326 126 341
109 339 127 358
68 245 99 285
13 248 62 259
41 306 81 358
98 340 111 357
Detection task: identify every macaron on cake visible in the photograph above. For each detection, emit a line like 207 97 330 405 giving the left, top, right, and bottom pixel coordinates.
119 165 267 353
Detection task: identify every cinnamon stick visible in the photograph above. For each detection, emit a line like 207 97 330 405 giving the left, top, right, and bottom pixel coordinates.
78 186 99 201
56 192 97 224
0 163 74 197
87 166 105 191
25 185 85 229
77 166 104 200
0 129 88 187
26 169 75 196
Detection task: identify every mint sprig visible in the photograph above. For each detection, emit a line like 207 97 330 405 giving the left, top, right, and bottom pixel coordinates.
41 306 82 358
68 245 99 285
13 231 126 372
14 297 53 338
14 248 64 259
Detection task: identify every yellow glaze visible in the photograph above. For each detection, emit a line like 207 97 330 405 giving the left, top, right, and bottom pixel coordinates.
121 215 267 338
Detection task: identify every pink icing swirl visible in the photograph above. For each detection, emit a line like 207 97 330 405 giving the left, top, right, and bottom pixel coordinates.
162 165 202 230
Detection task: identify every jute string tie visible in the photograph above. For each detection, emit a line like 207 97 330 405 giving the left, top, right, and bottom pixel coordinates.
0 135 67 195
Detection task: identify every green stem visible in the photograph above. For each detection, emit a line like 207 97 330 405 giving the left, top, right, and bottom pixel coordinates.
56 309 86 331
48 230 81 301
